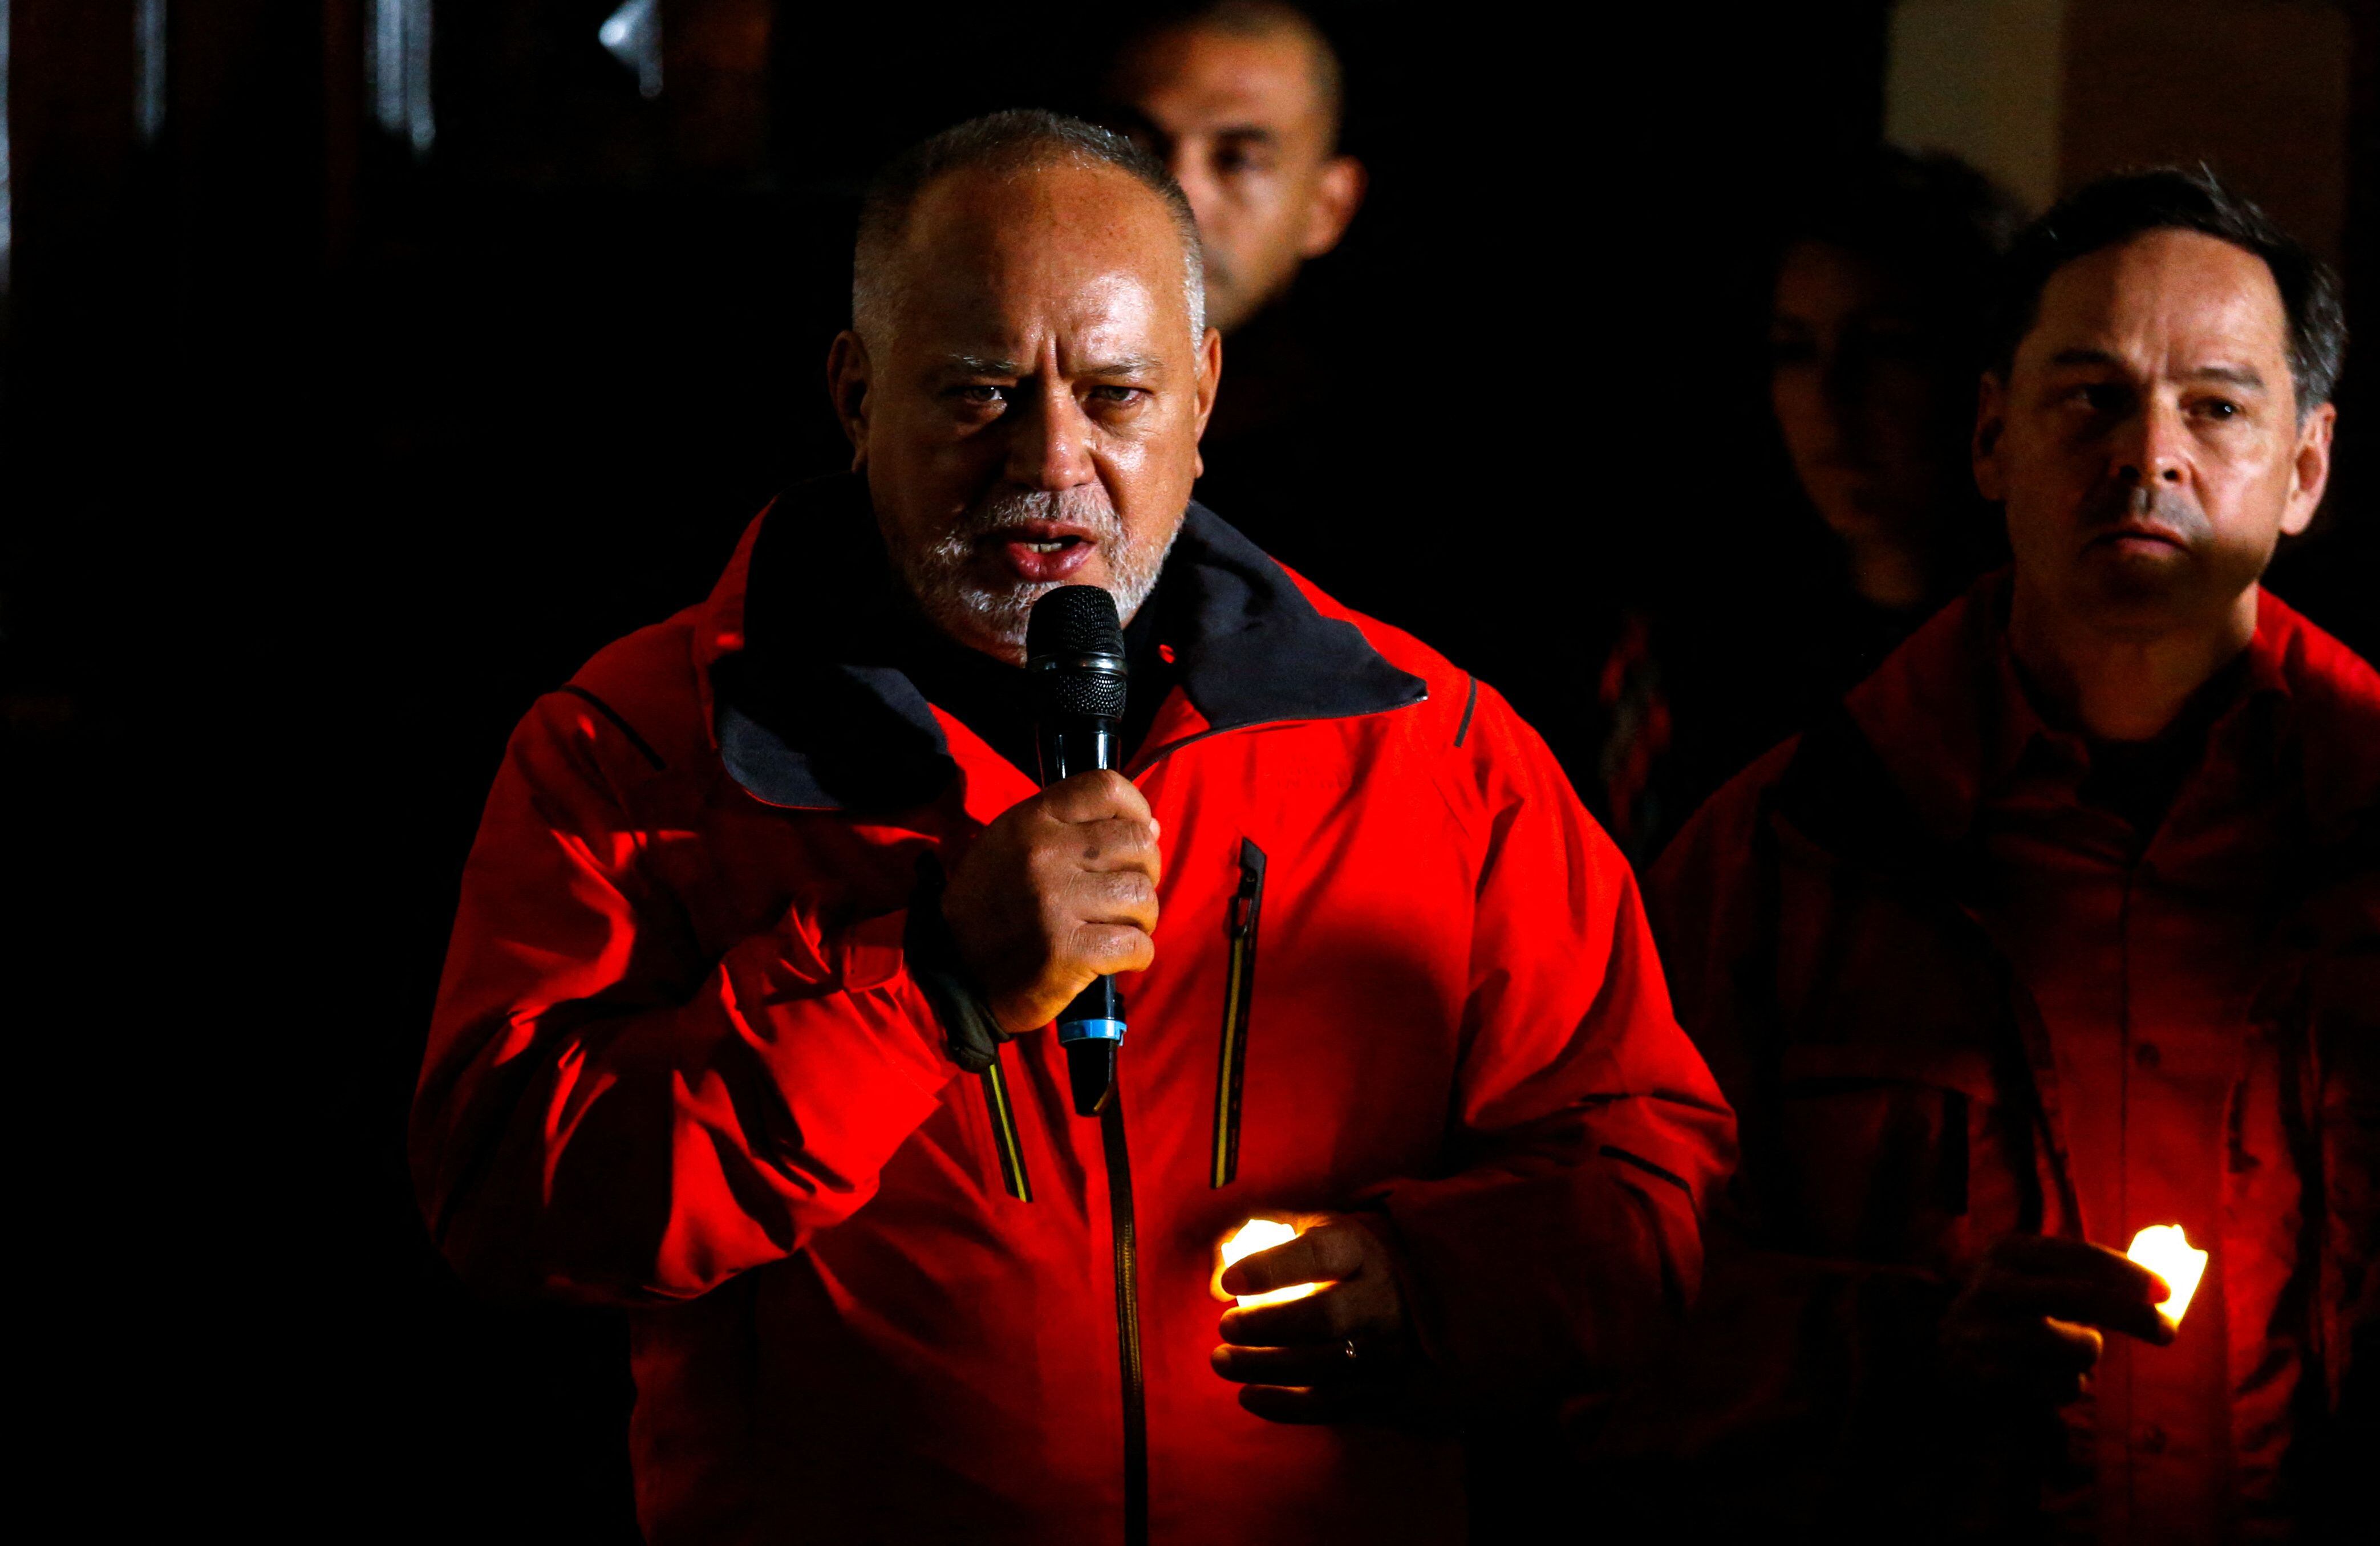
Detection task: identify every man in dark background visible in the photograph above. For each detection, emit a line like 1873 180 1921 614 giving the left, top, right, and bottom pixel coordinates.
2 2 2373 1539
1095 1 1490 709
1100 1 1364 340
1607 169 2373 1543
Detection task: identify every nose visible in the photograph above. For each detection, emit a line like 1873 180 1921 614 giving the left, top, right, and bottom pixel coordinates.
2114 397 2189 486
1813 340 1878 450
1819 342 1870 416
1005 379 1097 491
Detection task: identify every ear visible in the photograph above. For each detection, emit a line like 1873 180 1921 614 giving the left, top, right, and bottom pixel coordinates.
1972 372 2009 502
827 331 874 471
1298 156 1367 259
1191 326 1223 479
2280 400 2336 538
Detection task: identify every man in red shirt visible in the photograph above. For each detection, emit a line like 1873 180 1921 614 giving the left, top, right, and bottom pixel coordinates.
1604 168 2374 1541
410 111 1733 1544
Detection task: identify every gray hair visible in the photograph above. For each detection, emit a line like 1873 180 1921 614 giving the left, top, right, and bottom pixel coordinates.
852 109 1207 350
1990 164 2347 416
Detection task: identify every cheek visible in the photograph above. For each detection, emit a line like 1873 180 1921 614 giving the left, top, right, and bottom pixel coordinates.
1097 421 1198 503
1222 180 1306 254
878 421 996 520
1217 172 1282 215
1770 374 1823 442
1993 438 2074 542
2000 419 2085 485
2216 435 2300 494
871 401 948 469
2198 452 2298 542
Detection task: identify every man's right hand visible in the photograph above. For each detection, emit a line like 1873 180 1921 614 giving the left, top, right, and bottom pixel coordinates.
1941 1234 2175 1405
940 770 1161 1035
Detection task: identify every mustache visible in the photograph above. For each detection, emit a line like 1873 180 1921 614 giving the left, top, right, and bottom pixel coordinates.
956 484 1122 539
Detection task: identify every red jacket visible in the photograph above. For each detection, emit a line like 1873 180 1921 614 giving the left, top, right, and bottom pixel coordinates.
411 481 1735 1544
1601 576 2378 1541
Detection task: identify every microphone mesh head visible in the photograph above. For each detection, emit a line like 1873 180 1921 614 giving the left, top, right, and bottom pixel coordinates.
1027 586 1124 660
1048 667 1127 719
1027 586 1128 720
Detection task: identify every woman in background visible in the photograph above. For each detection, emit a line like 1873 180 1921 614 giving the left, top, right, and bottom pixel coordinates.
1597 149 2020 857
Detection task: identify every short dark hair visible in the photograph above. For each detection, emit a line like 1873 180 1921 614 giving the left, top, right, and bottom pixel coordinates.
852 109 1205 344
1988 165 2346 413
1127 1 1345 140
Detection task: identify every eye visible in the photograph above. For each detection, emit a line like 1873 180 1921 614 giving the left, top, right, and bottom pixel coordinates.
1088 384 1146 405
2195 398 2241 421
1766 325 1818 367
1213 140 1274 177
949 384 1010 411
2066 383 2126 413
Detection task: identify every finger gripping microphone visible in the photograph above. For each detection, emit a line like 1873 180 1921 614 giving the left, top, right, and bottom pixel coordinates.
1026 585 1131 1117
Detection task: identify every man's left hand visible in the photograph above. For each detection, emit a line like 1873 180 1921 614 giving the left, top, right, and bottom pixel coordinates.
1211 1215 1415 1423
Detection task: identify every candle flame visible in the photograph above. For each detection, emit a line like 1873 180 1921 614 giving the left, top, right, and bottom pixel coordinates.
2126 1224 2208 1328
1218 1217 1321 1308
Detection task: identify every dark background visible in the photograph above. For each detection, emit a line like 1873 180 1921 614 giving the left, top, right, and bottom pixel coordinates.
3 3 2372 1539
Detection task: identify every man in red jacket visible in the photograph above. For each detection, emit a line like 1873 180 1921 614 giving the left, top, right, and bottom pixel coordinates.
411 110 1733 1545
1603 168 2373 1541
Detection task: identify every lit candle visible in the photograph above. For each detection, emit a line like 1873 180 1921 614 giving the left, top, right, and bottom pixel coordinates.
2126 1224 2208 1328
1217 1217 1323 1309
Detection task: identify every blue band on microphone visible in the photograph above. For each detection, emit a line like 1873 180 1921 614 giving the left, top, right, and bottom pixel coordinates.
1056 1017 1127 1044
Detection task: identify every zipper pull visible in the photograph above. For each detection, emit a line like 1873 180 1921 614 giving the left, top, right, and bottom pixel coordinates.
1211 838 1268 1188
1228 857 1261 939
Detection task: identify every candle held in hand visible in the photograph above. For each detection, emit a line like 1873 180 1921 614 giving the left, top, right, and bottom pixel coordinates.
1217 1218 1322 1309
2126 1224 2208 1328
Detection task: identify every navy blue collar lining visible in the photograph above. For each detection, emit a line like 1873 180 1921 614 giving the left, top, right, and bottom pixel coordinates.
717 477 1427 811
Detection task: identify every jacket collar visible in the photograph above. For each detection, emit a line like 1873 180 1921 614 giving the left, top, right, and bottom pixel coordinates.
705 475 1426 811
1789 569 2365 858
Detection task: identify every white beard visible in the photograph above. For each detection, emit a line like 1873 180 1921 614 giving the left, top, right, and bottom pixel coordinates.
895 484 1179 663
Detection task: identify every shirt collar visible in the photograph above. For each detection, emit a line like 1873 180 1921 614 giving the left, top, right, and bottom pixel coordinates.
710 475 1427 811
1847 569 2295 845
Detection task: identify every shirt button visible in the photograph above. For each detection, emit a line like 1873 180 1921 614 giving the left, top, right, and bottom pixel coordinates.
2134 1041 2162 1070
2140 1423 2168 1454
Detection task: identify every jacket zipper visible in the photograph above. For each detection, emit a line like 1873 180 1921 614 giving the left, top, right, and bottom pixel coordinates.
1211 838 1268 1188
1100 1094 1149 1546
1093 838 1267 1545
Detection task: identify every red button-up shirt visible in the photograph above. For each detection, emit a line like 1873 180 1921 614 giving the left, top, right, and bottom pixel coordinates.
1969 639 2291 1544
1619 573 2379 1541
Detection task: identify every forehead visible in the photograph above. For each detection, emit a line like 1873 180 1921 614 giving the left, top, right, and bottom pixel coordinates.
892 163 1191 354
2022 228 2289 367
1116 24 1327 133
1774 241 1918 317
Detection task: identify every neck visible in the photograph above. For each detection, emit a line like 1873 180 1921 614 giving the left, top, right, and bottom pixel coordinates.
2007 580 2259 742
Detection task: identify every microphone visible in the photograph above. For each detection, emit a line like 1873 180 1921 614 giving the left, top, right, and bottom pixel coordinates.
1026 585 1131 1117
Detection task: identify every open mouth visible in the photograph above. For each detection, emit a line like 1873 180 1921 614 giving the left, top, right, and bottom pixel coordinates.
986 522 1100 583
